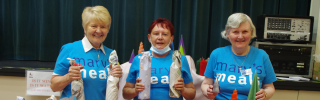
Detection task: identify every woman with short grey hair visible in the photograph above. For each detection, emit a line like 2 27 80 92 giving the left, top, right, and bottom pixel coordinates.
201 13 276 100
221 13 257 40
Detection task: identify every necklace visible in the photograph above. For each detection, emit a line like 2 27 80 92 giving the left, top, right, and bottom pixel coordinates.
231 51 248 70
96 49 100 59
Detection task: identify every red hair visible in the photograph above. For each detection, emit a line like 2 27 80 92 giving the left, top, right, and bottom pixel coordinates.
147 18 174 36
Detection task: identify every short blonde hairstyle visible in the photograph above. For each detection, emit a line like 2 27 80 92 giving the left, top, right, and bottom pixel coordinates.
82 6 111 29
221 13 256 40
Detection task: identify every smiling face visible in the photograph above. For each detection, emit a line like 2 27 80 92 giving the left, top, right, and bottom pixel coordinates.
84 20 110 48
148 24 174 49
227 21 252 50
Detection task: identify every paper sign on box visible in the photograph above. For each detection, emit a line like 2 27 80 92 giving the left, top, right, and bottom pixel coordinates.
26 70 60 96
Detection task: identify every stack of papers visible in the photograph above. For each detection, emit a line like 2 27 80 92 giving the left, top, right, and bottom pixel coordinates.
277 76 310 81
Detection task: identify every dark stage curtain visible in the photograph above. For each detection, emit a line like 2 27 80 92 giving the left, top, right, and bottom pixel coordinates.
0 0 310 67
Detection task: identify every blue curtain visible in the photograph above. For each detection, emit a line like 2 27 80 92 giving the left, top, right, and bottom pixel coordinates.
0 0 311 66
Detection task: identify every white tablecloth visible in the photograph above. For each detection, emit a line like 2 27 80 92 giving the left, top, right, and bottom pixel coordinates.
118 55 209 100
185 55 210 100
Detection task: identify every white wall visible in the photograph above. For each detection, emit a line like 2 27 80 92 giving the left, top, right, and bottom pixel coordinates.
311 0 320 58
0 76 60 100
310 0 320 42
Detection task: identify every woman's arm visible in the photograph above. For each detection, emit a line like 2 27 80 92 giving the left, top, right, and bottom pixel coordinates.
175 78 196 100
122 82 138 99
50 74 72 92
50 66 83 92
123 78 144 99
256 83 275 100
201 76 218 99
109 64 122 77
257 51 276 100
263 83 275 100
181 81 196 100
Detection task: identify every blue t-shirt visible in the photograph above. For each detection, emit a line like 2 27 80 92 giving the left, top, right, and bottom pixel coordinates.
126 50 193 100
53 40 113 100
204 45 277 100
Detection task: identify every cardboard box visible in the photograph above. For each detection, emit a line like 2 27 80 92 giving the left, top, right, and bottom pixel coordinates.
312 62 320 81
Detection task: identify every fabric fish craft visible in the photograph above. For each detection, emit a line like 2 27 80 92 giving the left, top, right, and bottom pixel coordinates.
212 75 220 93
169 50 182 98
67 58 85 100
138 51 152 99
106 50 120 100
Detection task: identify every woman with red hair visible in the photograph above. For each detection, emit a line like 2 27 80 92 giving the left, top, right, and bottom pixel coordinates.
123 18 196 100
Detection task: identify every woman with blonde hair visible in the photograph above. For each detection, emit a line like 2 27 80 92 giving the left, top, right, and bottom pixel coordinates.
50 6 122 100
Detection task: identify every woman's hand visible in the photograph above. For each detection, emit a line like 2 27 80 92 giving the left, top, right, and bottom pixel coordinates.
135 78 145 93
109 64 122 78
174 78 185 92
256 89 266 100
67 65 84 81
207 85 218 99
201 77 217 99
